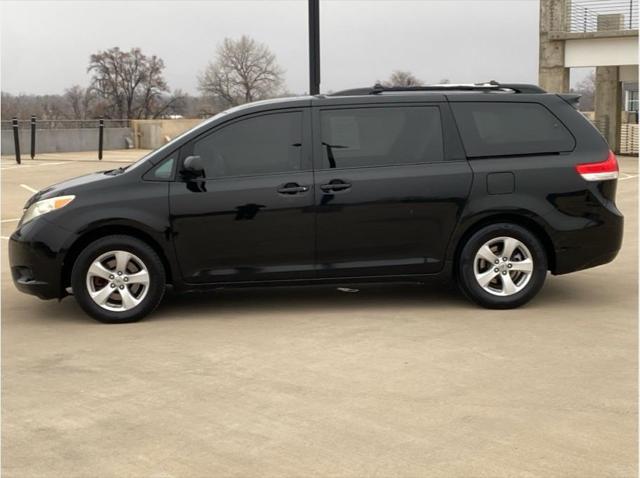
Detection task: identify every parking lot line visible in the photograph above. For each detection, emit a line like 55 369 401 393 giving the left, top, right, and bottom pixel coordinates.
19 184 38 194
1 218 19 223
1 161 67 171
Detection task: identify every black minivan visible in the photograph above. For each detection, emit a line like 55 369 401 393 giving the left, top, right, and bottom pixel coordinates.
9 82 623 323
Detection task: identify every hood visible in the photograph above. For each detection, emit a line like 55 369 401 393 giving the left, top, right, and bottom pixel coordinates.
24 170 117 208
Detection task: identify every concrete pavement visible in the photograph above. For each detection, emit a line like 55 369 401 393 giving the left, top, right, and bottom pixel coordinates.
1 155 637 477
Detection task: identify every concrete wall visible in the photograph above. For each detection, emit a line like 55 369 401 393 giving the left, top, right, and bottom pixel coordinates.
620 65 639 83
1 127 132 155
137 123 162 150
595 66 623 152
539 0 570 93
130 119 203 149
565 36 639 67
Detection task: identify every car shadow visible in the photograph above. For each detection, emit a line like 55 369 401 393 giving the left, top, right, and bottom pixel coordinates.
21 281 468 324
153 281 471 322
14 275 617 325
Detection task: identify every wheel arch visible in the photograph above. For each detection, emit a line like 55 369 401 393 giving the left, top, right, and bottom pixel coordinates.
62 225 174 290
450 213 556 277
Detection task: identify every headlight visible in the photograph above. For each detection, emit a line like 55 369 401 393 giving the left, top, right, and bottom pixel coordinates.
21 195 75 225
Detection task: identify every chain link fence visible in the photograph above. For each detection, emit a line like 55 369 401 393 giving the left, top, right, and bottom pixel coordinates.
0 119 128 130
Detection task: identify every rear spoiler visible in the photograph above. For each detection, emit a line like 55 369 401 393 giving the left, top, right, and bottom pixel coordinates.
558 93 581 109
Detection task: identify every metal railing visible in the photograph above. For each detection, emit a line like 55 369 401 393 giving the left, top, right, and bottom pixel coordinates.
1 116 128 163
566 0 638 32
620 123 639 154
0 118 128 130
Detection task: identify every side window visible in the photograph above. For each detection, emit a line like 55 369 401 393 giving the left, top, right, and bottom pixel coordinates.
143 155 176 181
192 112 303 178
319 106 443 169
451 102 575 157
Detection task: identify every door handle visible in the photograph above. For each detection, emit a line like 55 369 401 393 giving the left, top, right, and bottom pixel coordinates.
277 183 309 195
320 181 352 192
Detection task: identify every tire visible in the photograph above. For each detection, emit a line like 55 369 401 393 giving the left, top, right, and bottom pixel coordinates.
71 235 166 323
457 223 547 309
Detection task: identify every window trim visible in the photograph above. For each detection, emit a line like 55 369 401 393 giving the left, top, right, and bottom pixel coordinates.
313 104 446 171
180 108 311 180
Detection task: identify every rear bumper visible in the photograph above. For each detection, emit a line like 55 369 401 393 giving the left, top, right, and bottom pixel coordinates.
8 218 72 300
551 215 623 275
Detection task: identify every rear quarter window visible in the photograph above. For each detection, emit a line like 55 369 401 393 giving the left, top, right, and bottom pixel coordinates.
451 102 575 158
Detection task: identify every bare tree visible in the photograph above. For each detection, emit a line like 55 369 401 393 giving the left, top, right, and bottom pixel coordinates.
64 85 97 119
382 70 423 87
87 47 170 119
1 89 206 121
149 89 190 118
198 36 285 107
571 71 595 111
1 92 69 120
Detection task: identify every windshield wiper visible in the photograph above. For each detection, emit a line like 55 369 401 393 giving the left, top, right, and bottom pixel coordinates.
105 166 127 176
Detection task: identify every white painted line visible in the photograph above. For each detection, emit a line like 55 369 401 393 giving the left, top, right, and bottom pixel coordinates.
20 184 39 194
1 161 67 171
0 218 19 223
1 165 36 171
0 236 9 240
619 174 638 181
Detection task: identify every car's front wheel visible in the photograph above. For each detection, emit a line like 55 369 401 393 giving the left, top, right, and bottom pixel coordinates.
71 235 166 323
457 223 547 309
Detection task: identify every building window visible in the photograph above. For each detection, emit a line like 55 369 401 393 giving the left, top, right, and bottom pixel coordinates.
627 90 639 112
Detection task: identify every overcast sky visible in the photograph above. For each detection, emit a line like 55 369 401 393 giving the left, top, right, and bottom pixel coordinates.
1 0 586 96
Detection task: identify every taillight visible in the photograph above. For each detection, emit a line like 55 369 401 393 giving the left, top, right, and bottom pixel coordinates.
575 151 619 182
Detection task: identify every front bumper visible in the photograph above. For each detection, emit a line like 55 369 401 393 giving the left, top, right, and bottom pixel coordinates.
8 218 73 300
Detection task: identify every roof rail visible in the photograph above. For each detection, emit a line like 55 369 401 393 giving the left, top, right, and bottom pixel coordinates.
328 81 546 96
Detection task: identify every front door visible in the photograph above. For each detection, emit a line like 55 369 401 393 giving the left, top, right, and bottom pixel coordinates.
170 109 315 284
313 103 472 278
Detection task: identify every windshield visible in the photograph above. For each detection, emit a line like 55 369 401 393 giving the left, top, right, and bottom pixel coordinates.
122 109 233 172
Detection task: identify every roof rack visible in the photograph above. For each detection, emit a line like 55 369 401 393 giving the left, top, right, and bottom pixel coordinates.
328 81 546 96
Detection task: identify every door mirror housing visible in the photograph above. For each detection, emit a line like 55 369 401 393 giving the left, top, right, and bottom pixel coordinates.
182 155 204 174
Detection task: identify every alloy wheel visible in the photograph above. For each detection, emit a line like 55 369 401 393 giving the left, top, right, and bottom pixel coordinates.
473 236 534 296
85 250 150 311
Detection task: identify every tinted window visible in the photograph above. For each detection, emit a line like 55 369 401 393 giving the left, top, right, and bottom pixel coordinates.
451 102 575 157
319 106 443 169
193 112 302 178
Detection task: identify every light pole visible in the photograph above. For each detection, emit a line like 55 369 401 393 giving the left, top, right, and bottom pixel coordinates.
308 0 320 94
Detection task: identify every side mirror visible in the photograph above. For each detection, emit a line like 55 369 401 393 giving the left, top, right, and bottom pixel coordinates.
182 155 204 174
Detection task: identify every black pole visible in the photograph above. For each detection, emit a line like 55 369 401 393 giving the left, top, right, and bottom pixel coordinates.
308 0 320 95
98 118 104 160
12 117 21 165
30 115 36 159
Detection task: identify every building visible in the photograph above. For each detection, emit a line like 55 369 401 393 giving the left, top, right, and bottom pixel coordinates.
539 0 638 154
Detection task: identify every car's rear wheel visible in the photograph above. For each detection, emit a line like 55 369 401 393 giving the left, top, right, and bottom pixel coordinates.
457 223 547 309
71 235 166 323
